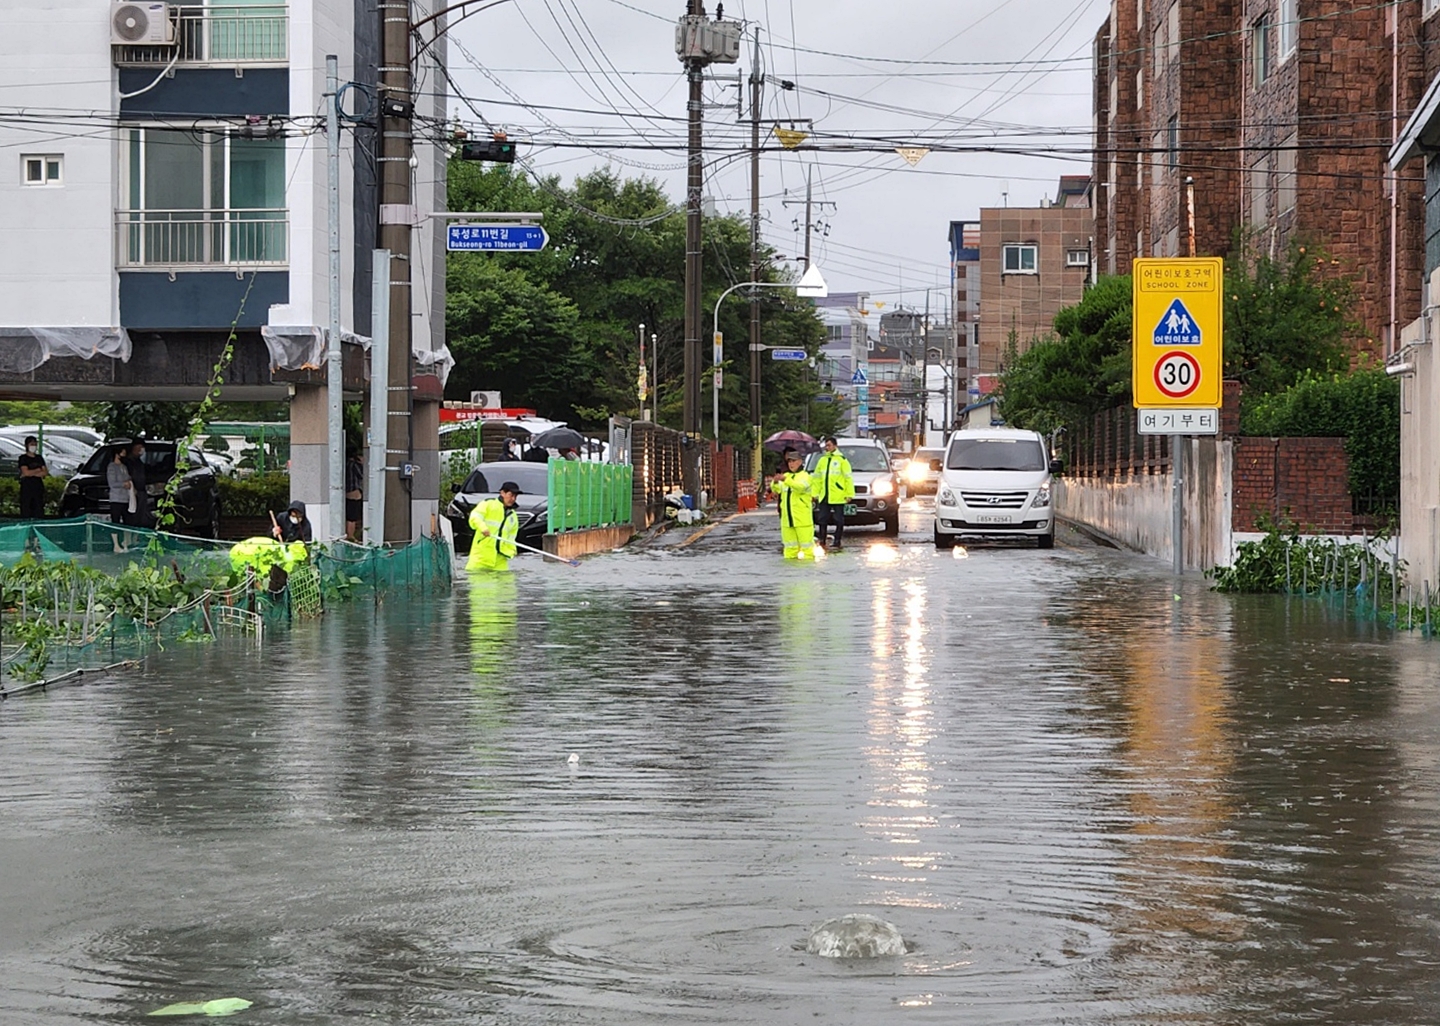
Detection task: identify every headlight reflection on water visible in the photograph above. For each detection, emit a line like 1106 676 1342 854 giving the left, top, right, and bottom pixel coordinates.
951 545 969 559
867 543 900 565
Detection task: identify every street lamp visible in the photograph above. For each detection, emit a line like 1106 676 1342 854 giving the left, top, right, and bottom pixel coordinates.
711 263 827 439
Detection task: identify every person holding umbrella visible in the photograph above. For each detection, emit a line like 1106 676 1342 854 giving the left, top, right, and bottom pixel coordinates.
768 448 818 561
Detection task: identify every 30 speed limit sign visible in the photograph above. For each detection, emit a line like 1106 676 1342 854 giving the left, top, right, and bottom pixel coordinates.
1153 350 1201 399
1132 258 1222 408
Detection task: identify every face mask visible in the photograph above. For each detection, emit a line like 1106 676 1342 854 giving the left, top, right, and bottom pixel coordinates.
26 445 36 455
290 515 301 524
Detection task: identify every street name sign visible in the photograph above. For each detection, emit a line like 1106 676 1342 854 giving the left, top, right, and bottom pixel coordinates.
814 393 836 403
770 348 807 361
1137 408 1219 435
446 224 549 252
1132 257 1222 408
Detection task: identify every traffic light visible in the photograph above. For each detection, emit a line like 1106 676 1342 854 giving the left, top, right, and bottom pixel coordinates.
460 136 516 163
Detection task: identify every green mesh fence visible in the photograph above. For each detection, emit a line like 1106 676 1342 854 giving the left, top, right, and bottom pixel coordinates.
0 517 452 690
546 462 633 533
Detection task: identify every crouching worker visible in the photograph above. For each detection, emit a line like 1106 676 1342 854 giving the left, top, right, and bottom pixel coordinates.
467 480 521 572
769 448 817 561
230 536 309 592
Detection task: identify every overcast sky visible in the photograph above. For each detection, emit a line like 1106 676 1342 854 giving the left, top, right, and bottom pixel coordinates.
442 0 1108 312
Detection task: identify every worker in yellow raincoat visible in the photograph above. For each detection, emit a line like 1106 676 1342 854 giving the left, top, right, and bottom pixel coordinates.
466 480 522 572
768 448 817 560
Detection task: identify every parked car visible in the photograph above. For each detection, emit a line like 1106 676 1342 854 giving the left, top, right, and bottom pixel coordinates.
444 462 550 555
59 441 223 537
933 428 1060 549
803 437 900 536
903 446 945 496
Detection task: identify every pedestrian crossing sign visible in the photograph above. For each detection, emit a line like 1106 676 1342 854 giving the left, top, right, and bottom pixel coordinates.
1132 257 1222 408
851 367 867 385
1153 298 1201 346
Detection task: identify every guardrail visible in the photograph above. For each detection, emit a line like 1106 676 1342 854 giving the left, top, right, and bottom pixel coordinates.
116 209 288 268
547 461 633 533
115 5 288 64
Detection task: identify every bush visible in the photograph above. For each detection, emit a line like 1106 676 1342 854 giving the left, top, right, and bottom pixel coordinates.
0 476 71 518
216 472 291 518
1240 368 1399 500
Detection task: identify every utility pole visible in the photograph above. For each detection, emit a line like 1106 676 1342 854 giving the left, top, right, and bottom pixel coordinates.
378 0 413 542
748 26 763 475
682 0 706 441
325 56 345 542
781 166 834 269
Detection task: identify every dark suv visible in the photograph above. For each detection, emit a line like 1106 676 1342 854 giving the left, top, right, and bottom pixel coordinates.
59 441 223 537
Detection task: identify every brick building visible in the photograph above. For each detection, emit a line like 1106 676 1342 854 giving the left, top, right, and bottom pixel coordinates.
973 178 1094 380
1092 0 1430 352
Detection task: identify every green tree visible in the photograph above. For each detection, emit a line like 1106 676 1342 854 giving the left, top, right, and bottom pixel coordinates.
95 402 200 440
1224 235 1353 397
444 163 826 443
998 274 1133 432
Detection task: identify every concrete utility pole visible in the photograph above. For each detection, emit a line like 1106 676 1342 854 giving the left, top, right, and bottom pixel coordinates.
683 0 706 440
378 0 413 542
781 167 834 270
748 26 763 471
325 55 346 542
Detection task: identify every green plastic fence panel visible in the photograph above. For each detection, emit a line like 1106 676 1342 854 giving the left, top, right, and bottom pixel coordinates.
546 463 633 533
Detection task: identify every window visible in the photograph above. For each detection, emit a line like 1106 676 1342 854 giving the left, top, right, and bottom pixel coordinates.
1168 3 1180 62
22 154 62 186
1167 115 1179 168
1277 134 1297 215
1253 15 1271 85
1278 0 1297 59
121 127 285 264
1152 131 1164 186
1135 69 1143 110
1002 244 1038 274
1249 156 1271 227
1428 0 1440 19
1066 249 1090 267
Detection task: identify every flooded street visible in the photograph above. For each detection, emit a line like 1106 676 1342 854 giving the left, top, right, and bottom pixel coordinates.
5 502 1440 1024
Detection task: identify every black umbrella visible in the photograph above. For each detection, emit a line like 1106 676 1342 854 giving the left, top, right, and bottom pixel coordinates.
529 426 586 450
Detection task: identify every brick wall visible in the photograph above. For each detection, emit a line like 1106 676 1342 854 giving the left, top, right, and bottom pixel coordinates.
1232 436 1355 533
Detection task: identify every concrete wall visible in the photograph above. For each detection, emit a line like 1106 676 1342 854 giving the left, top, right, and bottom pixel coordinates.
1398 269 1440 589
1056 437 1233 570
0 0 117 328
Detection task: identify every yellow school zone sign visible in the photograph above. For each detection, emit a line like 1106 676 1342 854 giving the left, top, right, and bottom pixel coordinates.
1131 257 1223 408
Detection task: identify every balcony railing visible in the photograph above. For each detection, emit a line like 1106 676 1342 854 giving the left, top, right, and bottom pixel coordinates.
116 209 288 268
114 5 288 65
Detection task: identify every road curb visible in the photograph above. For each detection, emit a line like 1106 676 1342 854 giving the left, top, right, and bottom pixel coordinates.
1056 515 1126 551
676 510 747 548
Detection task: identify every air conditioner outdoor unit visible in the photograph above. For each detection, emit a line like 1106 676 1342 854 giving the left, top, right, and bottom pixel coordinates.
111 2 175 45
470 390 502 409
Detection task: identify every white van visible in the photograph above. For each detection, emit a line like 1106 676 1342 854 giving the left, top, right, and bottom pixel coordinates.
932 428 1059 549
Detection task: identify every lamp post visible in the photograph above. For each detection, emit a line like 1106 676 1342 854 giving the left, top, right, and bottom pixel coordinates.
710 263 828 439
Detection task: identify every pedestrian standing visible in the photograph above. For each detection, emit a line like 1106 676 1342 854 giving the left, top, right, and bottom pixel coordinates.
105 446 133 551
124 439 154 528
768 448 817 560
17 436 48 519
811 435 854 551
345 448 364 541
467 480 521 572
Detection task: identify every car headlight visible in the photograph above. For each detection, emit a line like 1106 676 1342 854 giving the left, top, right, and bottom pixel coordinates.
905 463 927 483
1032 486 1051 508
871 477 895 497
938 488 956 506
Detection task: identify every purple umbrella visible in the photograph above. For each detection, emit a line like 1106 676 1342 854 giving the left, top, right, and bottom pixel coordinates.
763 429 820 454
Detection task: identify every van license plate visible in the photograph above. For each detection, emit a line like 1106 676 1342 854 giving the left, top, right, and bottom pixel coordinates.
975 514 1011 524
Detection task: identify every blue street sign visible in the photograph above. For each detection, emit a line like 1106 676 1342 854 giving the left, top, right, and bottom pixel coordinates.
851 367 868 385
770 348 807 361
1152 298 1202 346
814 393 836 403
446 224 549 252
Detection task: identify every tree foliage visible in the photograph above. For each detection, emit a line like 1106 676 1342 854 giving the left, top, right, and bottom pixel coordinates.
997 274 1133 433
1224 236 1353 397
445 163 830 441
998 238 1358 432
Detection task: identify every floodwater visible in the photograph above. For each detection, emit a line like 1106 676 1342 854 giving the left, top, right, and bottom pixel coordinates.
4 503 1440 1024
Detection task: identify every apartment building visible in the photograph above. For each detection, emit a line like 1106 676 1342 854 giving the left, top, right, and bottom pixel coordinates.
1092 0 1429 352
970 177 1094 380
948 220 980 401
0 0 449 537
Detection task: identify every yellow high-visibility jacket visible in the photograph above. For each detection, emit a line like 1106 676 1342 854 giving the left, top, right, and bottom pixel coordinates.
811 451 855 504
770 469 815 530
467 497 520 572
